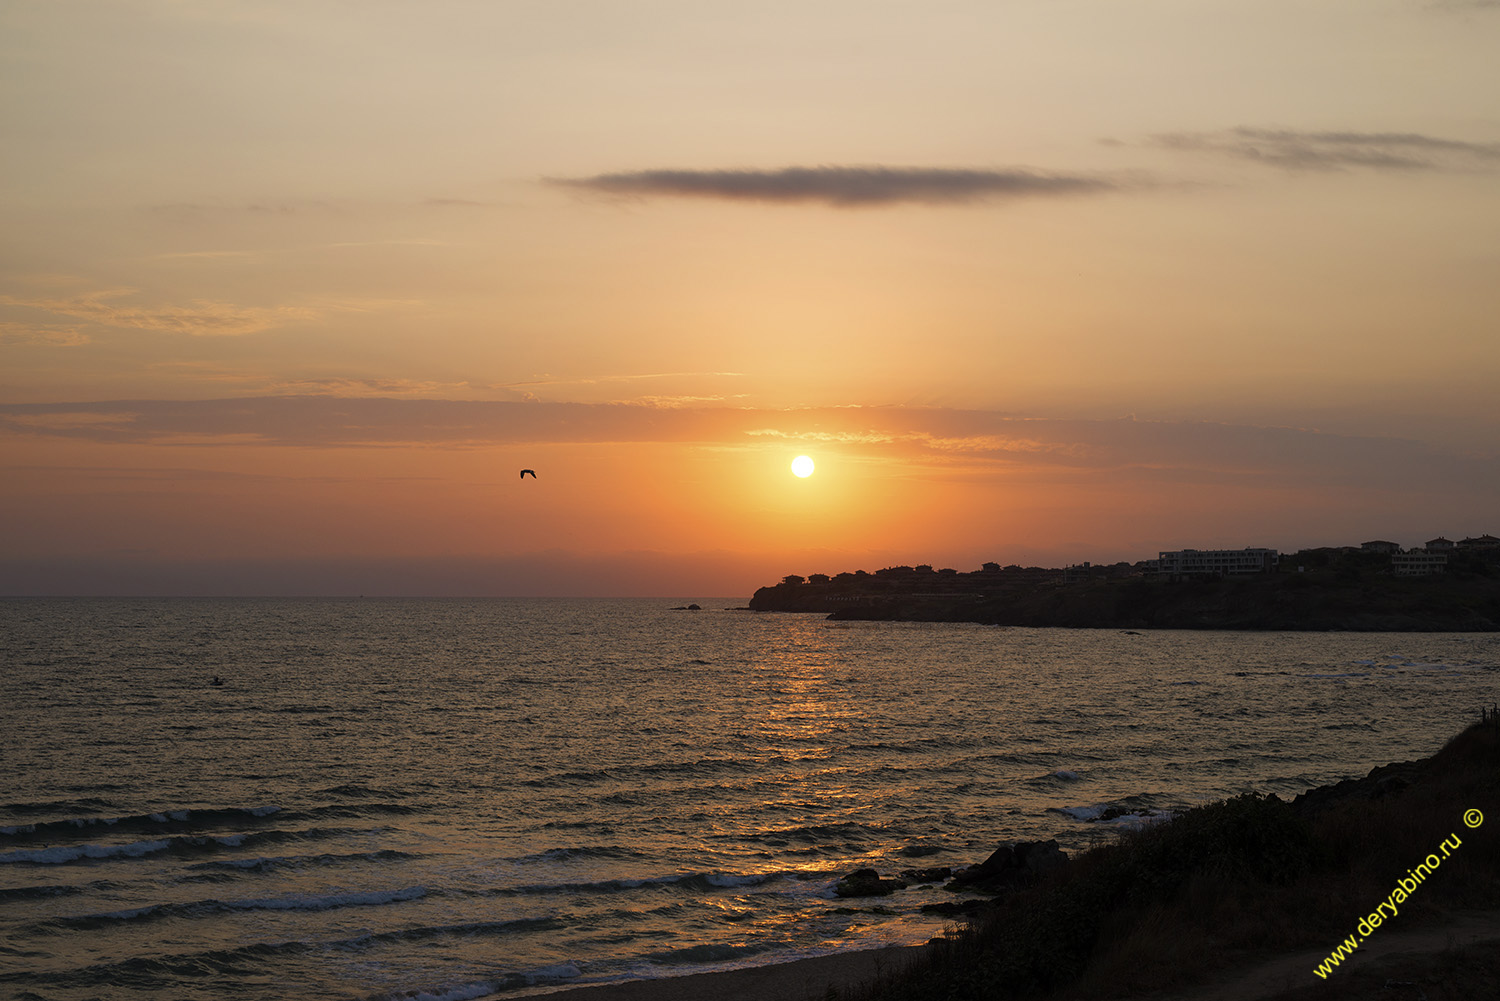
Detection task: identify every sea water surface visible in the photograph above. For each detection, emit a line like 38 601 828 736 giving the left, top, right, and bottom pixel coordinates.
2 598 1498 1001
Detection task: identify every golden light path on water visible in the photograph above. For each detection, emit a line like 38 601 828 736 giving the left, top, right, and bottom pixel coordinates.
3 599 1498 1001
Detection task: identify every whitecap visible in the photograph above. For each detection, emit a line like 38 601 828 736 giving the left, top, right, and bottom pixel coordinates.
0 839 171 864
701 872 768 888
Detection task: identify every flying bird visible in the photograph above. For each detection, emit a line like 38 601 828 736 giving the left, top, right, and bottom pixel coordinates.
520 469 537 479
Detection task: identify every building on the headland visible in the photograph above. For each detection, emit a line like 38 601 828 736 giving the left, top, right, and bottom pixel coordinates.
1155 548 1279 577
981 562 1002 573
1426 537 1456 551
1458 534 1500 550
1063 561 1094 583
1360 540 1400 554
1392 551 1448 576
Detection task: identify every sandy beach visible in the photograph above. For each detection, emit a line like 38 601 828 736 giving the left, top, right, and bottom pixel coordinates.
536 908 1500 1001
537 945 927 1001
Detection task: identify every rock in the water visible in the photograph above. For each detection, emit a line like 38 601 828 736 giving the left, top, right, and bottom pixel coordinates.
899 865 952 884
834 867 905 897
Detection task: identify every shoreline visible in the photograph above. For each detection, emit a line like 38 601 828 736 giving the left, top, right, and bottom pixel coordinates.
534 945 927 1001
531 716 1500 1001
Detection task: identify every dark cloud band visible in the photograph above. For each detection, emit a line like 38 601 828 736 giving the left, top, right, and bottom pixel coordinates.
1151 127 1500 172
552 166 1114 206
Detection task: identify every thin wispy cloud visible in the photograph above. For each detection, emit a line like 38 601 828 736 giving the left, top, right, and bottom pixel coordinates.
501 372 745 389
0 320 90 346
552 166 1117 207
0 289 310 337
267 378 478 398
1151 127 1500 172
148 200 333 221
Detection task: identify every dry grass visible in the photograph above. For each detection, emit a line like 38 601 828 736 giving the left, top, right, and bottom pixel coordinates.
1260 940 1500 1001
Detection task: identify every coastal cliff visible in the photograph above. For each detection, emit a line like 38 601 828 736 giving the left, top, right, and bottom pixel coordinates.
749 569 1500 631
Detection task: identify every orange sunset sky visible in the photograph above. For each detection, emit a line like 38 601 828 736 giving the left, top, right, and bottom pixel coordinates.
2 1 1498 596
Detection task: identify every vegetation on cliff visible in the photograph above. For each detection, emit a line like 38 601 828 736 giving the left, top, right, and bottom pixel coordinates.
852 714 1500 1000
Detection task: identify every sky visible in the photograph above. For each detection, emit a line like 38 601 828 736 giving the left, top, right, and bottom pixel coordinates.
2 0 1498 596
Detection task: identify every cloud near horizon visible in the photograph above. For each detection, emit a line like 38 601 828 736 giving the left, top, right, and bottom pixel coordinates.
1150 127 1500 172
552 166 1118 207
2 397 1494 494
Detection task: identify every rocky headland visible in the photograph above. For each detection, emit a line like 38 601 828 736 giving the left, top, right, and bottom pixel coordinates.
750 562 1500 631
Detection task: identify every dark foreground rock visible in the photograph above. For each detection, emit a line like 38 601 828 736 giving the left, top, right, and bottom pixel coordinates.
833 840 1068 902
1289 756 1426 819
948 839 1069 893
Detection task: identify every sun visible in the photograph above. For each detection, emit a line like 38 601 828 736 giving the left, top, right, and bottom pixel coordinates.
791 455 815 478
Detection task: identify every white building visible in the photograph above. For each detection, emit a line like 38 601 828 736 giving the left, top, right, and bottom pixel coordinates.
1156 548 1279 576
1392 551 1447 576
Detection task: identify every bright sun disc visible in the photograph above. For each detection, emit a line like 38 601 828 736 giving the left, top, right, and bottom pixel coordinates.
791 455 815 478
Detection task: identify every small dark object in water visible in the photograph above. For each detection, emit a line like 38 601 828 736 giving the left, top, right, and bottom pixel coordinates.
210 676 224 686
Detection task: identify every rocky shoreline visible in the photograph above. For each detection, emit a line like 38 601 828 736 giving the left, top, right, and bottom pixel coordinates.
828 737 1466 917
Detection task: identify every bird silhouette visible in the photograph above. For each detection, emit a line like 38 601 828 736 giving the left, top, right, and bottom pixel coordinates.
520 469 537 479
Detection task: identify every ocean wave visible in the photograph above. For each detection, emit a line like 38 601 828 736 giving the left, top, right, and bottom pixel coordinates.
4 914 570 992
0 883 84 902
43 886 428 929
185 848 419 874
645 941 768 965
0 839 175 865
369 963 581 1001
501 868 806 897
0 805 281 841
294 803 422 820
1050 796 1172 827
318 783 406 799
523 755 764 790
743 822 871 845
0 798 115 821
0 827 376 866
509 845 644 864
352 915 566 948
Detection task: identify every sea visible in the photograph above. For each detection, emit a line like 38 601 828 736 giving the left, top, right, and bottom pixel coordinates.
2 597 1498 1001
